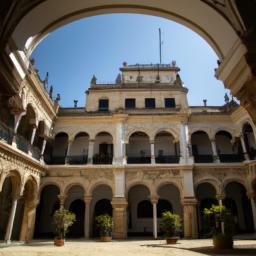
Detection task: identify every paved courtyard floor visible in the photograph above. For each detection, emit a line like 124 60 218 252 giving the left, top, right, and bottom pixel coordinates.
1 238 256 256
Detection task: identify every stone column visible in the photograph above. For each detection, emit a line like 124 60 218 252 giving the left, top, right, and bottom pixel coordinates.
19 199 38 242
65 139 73 164
111 197 128 239
40 139 47 161
5 195 20 243
216 194 225 234
58 194 66 208
183 197 198 239
240 135 250 160
248 193 256 231
84 196 92 238
210 139 220 163
150 140 155 164
114 122 126 165
87 139 95 164
29 125 37 156
151 197 158 239
179 123 193 164
12 113 24 147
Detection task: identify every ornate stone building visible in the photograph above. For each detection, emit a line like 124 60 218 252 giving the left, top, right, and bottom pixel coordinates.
1 59 256 242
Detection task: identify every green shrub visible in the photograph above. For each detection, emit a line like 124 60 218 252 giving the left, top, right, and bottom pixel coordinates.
53 208 76 239
95 214 113 237
160 211 181 237
203 204 234 239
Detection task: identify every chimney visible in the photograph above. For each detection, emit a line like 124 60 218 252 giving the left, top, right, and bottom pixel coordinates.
74 100 78 108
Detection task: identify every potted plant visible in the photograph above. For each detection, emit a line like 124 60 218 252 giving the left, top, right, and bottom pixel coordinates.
95 214 113 242
160 211 181 244
203 204 235 249
53 208 76 246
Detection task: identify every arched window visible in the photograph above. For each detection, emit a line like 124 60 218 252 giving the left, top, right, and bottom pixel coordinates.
157 199 173 218
137 200 152 218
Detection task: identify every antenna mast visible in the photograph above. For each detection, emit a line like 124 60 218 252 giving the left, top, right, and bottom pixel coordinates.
159 28 162 64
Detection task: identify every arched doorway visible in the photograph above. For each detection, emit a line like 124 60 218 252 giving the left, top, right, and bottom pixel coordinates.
196 182 218 237
91 184 113 237
157 184 182 236
127 184 151 236
68 199 85 238
93 132 113 164
191 131 213 163
224 182 254 233
242 123 256 160
65 185 85 238
34 185 60 238
154 131 179 163
127 132 151 164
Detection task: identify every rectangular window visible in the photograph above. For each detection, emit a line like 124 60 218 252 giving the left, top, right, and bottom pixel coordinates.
145 98 156 108
99 99 109 111
125 98 136 109
165 98 176 108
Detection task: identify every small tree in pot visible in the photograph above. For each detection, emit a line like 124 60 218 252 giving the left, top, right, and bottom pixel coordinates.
161 211 181 244
95 214 113 242
53 208 76 246
204 205 235 249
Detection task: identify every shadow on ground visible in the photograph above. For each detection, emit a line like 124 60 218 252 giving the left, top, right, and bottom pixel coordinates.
141 243 256 256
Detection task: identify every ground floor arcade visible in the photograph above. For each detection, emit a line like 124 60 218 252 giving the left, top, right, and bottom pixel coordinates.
1 160 256 243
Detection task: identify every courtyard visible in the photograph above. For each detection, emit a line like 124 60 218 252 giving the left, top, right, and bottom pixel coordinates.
1 238 256 256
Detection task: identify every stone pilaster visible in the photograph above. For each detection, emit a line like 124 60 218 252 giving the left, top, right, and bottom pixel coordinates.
111 197 128 239
182 197 198 239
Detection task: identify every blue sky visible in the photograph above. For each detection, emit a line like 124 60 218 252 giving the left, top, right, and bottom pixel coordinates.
31 13 229 107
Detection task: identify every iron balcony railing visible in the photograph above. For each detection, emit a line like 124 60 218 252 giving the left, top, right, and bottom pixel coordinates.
16 134 30 153
0 121 13 144
31 146 41 160
193 154 214 163
155 155 180 164
93 154 113 165
67 155 88 165
44 156 66 165
127 156 151 164
218 154 244 163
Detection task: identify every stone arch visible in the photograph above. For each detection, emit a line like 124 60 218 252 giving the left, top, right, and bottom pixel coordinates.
126 181 153 198
223 178 248 193
88 181 113 196
4 170 23 195
64 182 86 197
190 128 211 139
156 180 183 198
39 181 62 197
214 129 234 140
194 178 220 196
153 128 179 141
125 129 151 143
12 0 242 61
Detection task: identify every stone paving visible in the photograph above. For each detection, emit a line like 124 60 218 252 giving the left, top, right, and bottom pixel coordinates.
0 238 256 256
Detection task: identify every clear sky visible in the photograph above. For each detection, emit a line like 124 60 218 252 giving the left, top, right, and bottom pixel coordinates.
31 13 229 108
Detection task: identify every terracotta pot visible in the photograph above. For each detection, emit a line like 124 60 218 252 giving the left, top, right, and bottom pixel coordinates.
54 238 65 246
166 237 179 244
213 238 233 249
100 236 112 242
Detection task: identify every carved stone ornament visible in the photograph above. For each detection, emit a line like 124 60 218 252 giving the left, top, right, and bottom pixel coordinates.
8 94 25 115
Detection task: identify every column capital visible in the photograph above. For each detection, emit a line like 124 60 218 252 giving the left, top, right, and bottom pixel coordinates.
247 191 255 199
216 194 225 201
150 140 155 144
84 195 92 204
89 139 95 143
182 197 197 205
150 196 159 204
111 197 128 208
